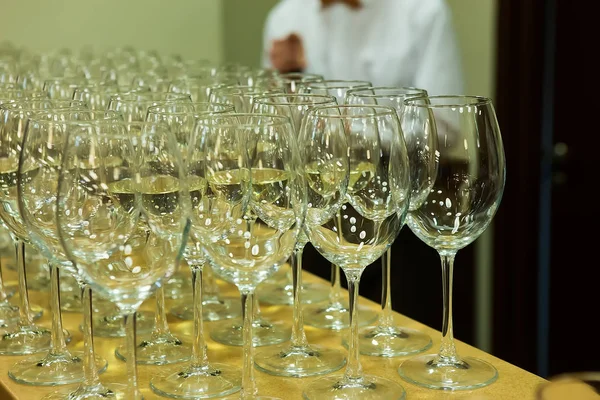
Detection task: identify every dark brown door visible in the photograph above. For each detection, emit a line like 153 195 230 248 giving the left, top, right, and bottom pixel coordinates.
493 0 598 377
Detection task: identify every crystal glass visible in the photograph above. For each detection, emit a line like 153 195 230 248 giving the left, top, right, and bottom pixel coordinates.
192 113 306 399
345 86 432 356
273 72 323 94
169 76 235 102
113 120 192 366
398 96 505 390
250 94 347 377
302 105 411 400
42 77 90 99
209 85 282 113
107 91 191 122
300 80 371 103
0 100 81 355
10 108 114 387
72 84 147 110
56 118 187 399
251 93 337 308
146 102 241 323
149 107 242 399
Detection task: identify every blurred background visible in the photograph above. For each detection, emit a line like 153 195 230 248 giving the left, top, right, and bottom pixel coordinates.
0 0 592 381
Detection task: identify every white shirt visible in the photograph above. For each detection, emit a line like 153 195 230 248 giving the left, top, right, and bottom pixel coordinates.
262 0 464 95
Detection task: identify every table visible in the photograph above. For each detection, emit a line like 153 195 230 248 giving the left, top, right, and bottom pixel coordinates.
0 266 545 399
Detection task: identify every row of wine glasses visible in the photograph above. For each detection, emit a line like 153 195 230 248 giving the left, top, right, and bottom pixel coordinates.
1 44 505 399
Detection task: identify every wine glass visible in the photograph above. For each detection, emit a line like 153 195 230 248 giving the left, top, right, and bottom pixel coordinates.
251 93 335 307
111 120 193 366
169 76 236 102
397 96 505 390
300 80 371 103
302 105 411 400
209 85 282 113
72 84 147 110
274 72 323 94
107 91 191 122
149 105 242 400
42 77 90 99
0 100 83 355
345 86 433 356
56 117 188 399
17 110 128 397
146 101 240 323
192 113 306 399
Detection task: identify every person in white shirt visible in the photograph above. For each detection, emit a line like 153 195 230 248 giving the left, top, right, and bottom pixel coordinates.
262 0 464 94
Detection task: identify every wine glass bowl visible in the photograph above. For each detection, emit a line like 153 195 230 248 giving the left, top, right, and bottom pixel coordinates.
397 95 506 391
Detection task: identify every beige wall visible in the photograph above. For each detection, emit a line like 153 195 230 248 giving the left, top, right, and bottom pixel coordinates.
447 0 498 99
0 0 224 63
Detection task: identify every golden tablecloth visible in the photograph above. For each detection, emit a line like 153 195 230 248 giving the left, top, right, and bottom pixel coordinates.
0 266 545 399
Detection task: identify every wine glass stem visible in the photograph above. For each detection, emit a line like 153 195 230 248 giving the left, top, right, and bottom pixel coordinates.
190 265 208 368
48 263 68 353
240 290 258 399
344 271 364 380
0 255 8 302
439 252 458 360
202 265 220 301
124 312 142 399
329 263 343 304
80 284 101 387
290 246 308 347
380 248 394 326
15 239 33 325
153 285 169 336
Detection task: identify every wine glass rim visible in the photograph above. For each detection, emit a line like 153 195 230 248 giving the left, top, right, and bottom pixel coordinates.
303 80 372 89
147 102 234 116
252 93 337 105
110 91 191 102
212 85 281 95
27 109 123 123
346 86 428 98
0 99 87 111
195 112 292 128
403 95 492 108
309 104 397 118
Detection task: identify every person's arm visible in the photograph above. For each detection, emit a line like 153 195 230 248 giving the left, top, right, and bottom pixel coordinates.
412 1 464 95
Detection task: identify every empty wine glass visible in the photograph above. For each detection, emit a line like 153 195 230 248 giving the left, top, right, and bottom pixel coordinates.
209 85 282 113
10 108 115 387
397 95 505 390
300 80 371 103
146 102 241 323
274 72 323 94
302 105 411 400
0 100 80 355
57 118 188 399
192 113 306 399
107 91 191 122
112 120 193 366
345 86 432 357
149 106 243 400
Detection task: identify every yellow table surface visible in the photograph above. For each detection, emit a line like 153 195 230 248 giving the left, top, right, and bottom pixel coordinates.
0 266 546 400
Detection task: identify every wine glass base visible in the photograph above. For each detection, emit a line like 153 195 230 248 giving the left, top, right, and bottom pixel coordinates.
303 300 378 330
86 310 154 338
350 325 432 357
398 354 498 390
8 351 107 386
41 383 129 399
150 363 242 399
303 374 406 400
170 296 241 321
0 324 52 355
255 344 346 377
115 332 191 365
210 317 290 347
258 281 329 305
